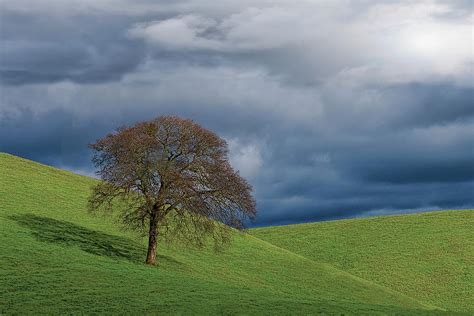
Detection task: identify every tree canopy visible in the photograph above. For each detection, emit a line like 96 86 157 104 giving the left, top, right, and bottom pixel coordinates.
88 116 256 264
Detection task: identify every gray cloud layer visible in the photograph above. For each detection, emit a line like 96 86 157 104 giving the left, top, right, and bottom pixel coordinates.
1 0 473 225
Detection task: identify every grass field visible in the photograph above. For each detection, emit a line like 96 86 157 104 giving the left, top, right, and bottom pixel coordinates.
0 152 471 314
251 211 474 313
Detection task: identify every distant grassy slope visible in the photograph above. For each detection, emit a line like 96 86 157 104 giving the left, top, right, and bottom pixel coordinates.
252 209 474 312
0 152 443 314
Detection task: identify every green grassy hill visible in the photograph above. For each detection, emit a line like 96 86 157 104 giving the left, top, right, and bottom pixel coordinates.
0 152 469 314
252 210 474 313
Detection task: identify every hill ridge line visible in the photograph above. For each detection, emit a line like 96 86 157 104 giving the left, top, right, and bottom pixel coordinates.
254 209 472 229
245 233 444 312
1 152 465 227
0 152 94 180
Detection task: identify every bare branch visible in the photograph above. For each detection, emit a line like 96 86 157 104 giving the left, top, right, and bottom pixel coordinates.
89 116 256 264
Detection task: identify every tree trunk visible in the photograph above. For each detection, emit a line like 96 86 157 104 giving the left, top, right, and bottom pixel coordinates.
146 211 158 265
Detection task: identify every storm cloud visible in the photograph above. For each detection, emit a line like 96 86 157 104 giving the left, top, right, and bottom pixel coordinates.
1 0 473 225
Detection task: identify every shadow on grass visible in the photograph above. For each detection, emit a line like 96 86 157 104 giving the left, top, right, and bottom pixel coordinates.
10 214 180 265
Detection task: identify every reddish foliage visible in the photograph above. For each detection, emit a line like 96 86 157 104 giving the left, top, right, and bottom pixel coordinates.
89 116 256 264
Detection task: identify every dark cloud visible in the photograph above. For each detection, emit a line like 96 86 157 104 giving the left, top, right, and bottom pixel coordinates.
381 83 474 128
0 107 96 167
361 157 474 184
0 9 147 85
1 0 473 226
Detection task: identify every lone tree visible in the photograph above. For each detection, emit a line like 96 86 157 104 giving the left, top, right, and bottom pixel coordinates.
89 116 256 265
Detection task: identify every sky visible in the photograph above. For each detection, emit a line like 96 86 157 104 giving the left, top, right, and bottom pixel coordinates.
0 0 473 226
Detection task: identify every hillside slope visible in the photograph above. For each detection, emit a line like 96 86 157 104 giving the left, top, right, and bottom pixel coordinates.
0 153 450 314
252 209 474 312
